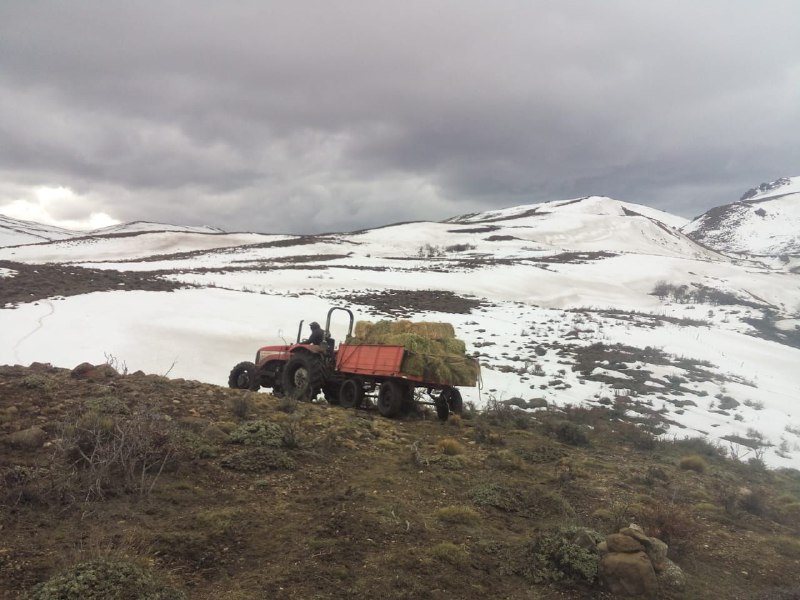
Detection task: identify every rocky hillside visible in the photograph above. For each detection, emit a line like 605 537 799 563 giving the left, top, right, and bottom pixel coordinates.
682 176 800 256
1 363 800 599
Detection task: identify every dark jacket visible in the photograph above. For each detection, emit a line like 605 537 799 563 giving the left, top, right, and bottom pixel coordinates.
305 328 324 345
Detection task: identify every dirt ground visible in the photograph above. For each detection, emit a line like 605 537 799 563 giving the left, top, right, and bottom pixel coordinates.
0 261 184 307
1 364 799 599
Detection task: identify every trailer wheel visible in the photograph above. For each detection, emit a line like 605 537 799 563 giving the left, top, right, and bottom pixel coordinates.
282 353 324 401
377 380 409 418
339 379 364 409
436 387 463 421
228 361 259 391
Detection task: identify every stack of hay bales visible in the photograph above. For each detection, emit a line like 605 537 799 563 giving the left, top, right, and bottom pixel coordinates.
350 320 480 386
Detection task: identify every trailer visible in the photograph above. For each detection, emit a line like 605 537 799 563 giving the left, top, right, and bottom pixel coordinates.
229 306 479 420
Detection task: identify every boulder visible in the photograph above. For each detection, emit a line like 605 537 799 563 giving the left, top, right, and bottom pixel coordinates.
71 363 119 381
619 527 669 569
607 533 645 553
2 426 47 449
600 551 658 597
656 558 686 592
645 538 669 571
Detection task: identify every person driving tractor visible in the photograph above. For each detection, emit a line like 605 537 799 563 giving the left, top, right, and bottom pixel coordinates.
304 321 324 345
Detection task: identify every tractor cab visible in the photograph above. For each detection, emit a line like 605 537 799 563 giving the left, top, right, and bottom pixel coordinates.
228 306 354 393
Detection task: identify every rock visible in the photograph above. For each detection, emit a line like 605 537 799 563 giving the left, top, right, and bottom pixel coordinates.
28 362 55 372
607 533 645 553
71 362 95 378
600 551 659 597
71 363 118 381
646 538 669 571
620 527 669 569
527 398 548 409
597 541 609 556
2 426 47 449
656 558 686 592
620 526 649 544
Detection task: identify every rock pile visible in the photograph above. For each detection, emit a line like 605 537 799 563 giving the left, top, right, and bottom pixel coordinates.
598 524 685 597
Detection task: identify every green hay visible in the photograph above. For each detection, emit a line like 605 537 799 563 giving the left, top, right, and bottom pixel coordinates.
354 320 455 341
348 320 479 386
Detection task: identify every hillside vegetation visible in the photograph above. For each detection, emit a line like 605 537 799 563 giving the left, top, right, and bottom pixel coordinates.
2 363 800 599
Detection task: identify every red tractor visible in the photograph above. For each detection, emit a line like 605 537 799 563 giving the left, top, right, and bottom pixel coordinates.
228 307 477 420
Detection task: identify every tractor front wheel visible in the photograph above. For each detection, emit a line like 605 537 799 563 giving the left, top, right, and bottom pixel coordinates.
282 353 325 401
228 361 259 391
378 380 411 418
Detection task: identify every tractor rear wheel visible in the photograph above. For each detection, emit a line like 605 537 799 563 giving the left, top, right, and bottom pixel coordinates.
339 378 364 409
378 380 411 418
228 361 259 391
282 353 325 401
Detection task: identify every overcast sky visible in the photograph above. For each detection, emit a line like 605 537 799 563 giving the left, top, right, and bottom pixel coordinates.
1 1 799 234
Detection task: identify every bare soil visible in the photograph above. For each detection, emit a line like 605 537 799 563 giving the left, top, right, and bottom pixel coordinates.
0 261 185 307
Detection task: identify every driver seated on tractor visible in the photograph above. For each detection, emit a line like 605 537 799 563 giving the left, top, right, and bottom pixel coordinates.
304 321 325 345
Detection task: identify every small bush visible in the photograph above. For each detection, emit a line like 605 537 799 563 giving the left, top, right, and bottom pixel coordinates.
30 559 185 599
436 437 465 456
641 503 695 557
679 454 708 473
219 448 297 473
663 436 725 458
614 421 657 451
53 405 175 501
21 374 54 392
468 483 517 511
228 420 283 447
429 541 468 565
434 505 480 525
739 487 767 516
551 421 590 446
487 450 526 472
522 527 600 584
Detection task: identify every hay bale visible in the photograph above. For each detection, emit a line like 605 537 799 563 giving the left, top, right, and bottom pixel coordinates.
348 319 479 385
407 322 455 339
441 338 467 355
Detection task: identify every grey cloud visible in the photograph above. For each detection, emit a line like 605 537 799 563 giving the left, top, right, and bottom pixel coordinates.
1 1 799 233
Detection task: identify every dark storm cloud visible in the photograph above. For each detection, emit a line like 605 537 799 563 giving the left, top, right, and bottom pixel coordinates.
1 1 799 233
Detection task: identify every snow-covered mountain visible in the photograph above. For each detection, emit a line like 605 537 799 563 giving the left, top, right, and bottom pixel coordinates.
0 214 82 247
90 221 225 236
0 215 226 249
2 195 799 469
683 176 800 256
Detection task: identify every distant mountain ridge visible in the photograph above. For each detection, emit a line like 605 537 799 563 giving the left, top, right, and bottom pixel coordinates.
0 216 226 248
682 176 800 256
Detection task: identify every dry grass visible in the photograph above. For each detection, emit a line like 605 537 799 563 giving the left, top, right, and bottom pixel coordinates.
436 436 465 455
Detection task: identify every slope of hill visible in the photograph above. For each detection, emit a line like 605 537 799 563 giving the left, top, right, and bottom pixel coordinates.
1 196 799 475
1 363 799 599
682 176 800 256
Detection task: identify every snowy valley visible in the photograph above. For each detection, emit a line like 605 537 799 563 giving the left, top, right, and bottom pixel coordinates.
2 181 799 469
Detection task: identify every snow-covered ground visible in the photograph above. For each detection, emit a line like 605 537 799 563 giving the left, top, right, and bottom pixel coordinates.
2 196 799 469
